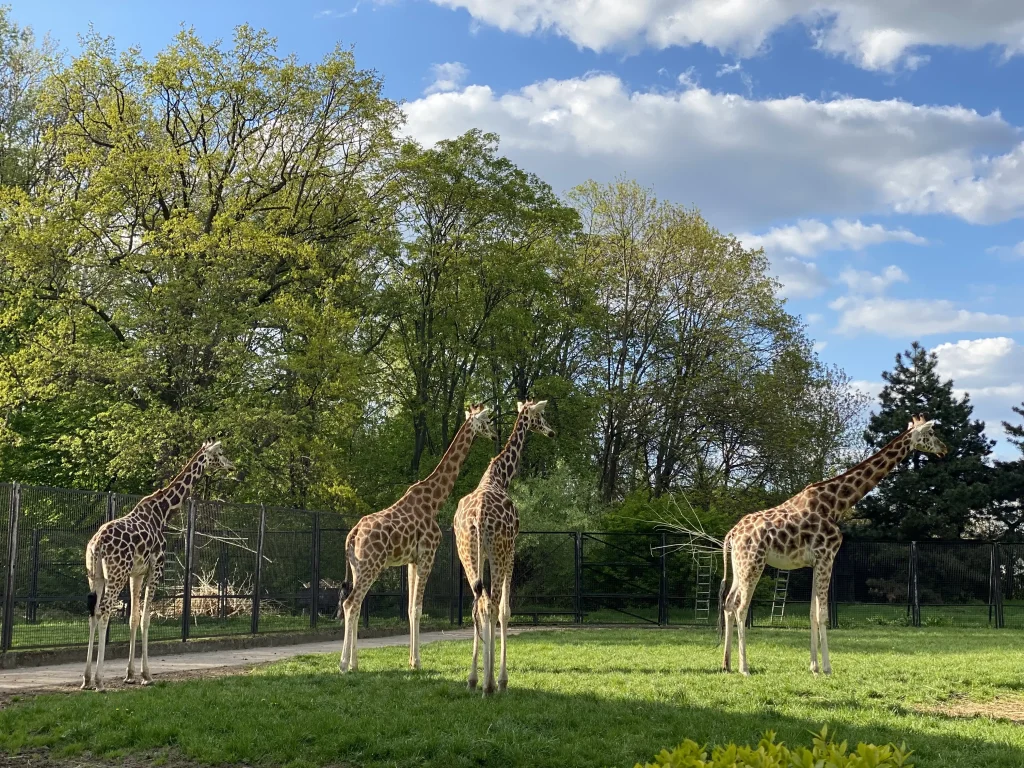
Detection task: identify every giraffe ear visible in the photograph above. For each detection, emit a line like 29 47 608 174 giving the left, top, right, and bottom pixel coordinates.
517 401 525 412
533 400 548 413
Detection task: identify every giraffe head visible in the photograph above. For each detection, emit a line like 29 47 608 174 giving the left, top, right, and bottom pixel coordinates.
907 415 948 458
515 400 555 438
464 404 497 441
201 440 236 471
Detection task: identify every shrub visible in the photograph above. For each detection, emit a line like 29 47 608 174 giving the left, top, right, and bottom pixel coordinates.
634 727 913 768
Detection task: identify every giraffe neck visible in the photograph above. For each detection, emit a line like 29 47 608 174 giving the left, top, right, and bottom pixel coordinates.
485 411 528 490
417 418 476 504
147 450 210 527
814 429 915 514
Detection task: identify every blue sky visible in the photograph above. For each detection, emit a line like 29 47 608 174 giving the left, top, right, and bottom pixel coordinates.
12 1 1024 456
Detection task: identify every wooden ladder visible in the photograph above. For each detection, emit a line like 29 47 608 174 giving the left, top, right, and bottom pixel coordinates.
769 568 790 625
694 551 715 623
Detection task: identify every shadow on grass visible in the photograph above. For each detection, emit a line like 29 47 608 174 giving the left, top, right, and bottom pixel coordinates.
0 662 1022 768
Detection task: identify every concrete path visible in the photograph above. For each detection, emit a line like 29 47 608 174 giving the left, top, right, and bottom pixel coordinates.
0 627 516 693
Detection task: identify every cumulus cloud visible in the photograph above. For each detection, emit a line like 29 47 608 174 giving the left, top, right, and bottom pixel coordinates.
831 297 1024 337
933 337 1024 456
985 240 1024 260
771 255 831 299
838 265 910 295
425 62 470 95
739 219 926 257
426 0 1024 71
403 75 1021 229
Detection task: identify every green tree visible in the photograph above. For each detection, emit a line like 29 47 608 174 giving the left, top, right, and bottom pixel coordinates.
371 130 579 479
857 342 993 540
0 25 402 508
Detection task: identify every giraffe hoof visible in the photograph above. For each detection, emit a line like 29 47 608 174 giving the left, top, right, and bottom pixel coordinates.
483 683 496 696
740 669 751 677
822 667 832 677
80 678 92 691
467 678 478 691
498 679 507 692
124 675 137 685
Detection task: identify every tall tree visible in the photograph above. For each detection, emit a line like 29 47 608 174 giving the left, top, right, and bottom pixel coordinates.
0 25 402 507
857 342 993 540
372 130 578 478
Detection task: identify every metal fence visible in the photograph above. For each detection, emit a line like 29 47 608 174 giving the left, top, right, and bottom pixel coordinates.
1 482 1022 651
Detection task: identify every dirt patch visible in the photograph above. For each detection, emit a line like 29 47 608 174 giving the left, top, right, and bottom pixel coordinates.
923 693 1024 724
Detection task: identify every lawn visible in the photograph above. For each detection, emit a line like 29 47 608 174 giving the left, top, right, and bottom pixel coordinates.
2 627 1023 767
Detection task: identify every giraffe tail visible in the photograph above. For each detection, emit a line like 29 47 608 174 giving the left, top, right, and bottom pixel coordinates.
337 537 355 619
716 536 730 646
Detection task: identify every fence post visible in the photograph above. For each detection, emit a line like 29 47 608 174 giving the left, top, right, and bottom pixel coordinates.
181 497 197 642
574 532 583 625
991 544 1005 629
1 483 20 653
310 512 320 629
448 528 457 626
659 533 668 626
26 528 40 623
909 541 920 627
251 504 266 635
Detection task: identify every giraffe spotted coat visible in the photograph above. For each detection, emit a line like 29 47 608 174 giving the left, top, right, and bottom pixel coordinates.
454 399 555 695
719 415 948 677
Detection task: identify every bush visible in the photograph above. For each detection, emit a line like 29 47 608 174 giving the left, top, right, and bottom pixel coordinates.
634 727 913 768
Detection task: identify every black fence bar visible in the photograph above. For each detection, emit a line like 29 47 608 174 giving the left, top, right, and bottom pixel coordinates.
2 479 1023 652
251 504 266 635
1 484 19 652
181 498 197 642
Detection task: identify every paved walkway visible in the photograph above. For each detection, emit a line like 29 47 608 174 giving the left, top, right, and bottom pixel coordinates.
0 627 508 692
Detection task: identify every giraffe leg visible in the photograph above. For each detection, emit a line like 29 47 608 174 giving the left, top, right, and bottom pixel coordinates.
409 556 434 670
496 566 512 692
407 563 418 669
480 597 496 696
141 561 161 685
814 562 833 676
124 573 144 683
733 555 763 677
93 612 111 692
721 588 735 673
809 590 820 674
82 612 98 690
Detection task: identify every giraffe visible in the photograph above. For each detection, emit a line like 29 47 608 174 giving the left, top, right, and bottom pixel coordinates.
337 404 496 673
454 399 555 695
719 415 948 677
81 440 235 691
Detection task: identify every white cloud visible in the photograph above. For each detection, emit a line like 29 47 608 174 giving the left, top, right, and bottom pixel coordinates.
985 240 1024 260
403 75 1022 229
813 340 828 353
850 379 884 402
314 4 359 18
739 219 926 257
832 297 1024 337
933 337 1024 458
426 0 1024 71
838 265 910 295
772 255 830 299
425 62 470 95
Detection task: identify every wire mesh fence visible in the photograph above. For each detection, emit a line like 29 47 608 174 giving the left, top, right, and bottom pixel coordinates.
0 481 1020 651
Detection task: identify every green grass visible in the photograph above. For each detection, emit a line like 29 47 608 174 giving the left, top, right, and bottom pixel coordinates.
2 627 1024 767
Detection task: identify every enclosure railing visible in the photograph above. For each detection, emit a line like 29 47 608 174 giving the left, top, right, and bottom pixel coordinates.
1 481 1021 651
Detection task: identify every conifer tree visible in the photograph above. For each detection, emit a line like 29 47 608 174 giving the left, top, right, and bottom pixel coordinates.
858 342 993 540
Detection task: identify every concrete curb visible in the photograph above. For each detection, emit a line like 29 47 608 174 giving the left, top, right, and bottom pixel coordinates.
0 624 438 669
